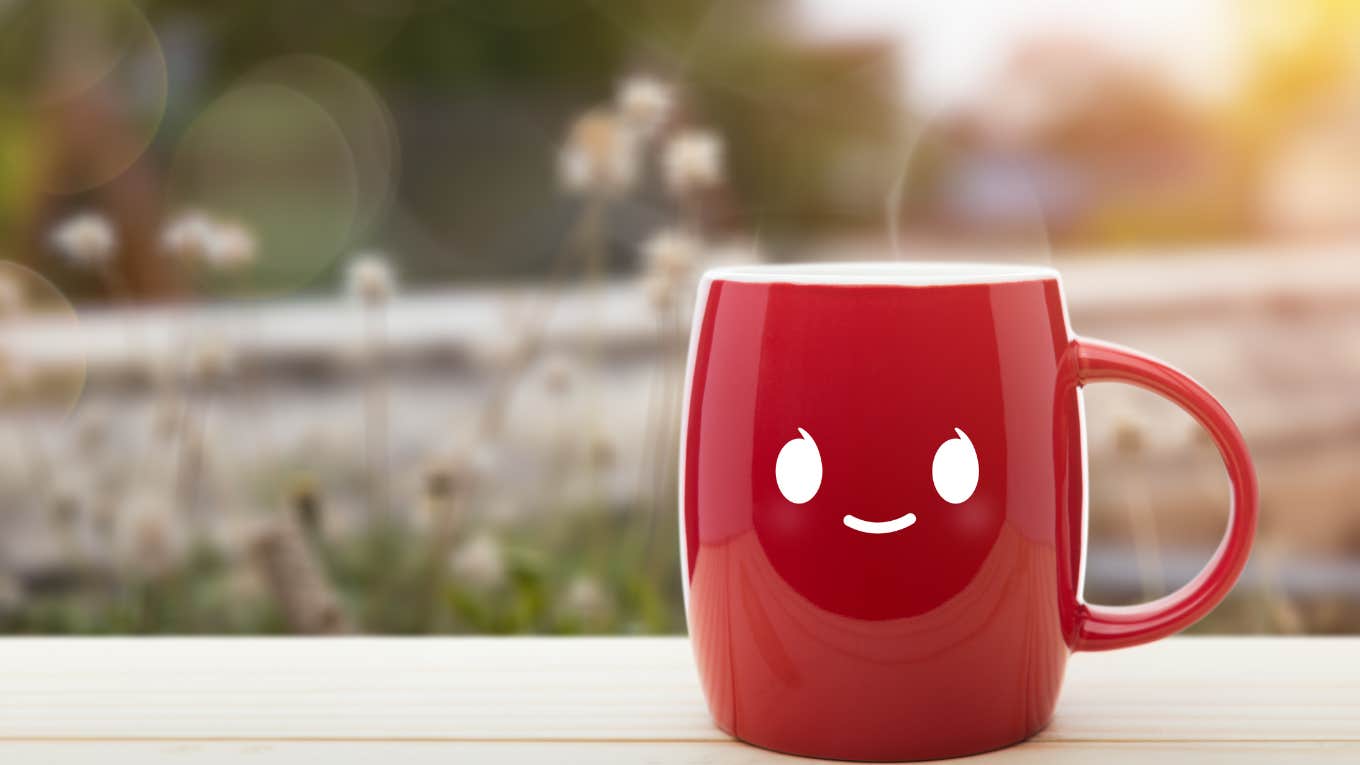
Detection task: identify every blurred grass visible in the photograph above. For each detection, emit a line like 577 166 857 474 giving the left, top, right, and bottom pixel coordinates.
0 502 685 636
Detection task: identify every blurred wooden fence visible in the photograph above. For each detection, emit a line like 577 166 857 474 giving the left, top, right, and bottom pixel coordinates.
4 245 1359 606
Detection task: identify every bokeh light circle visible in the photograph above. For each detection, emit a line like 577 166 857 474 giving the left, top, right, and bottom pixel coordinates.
167 83 359 298
244 55 401 236
0 0 168 193
0 260 86 418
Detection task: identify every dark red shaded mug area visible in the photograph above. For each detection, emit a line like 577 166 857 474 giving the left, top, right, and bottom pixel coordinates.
680 264 1256 761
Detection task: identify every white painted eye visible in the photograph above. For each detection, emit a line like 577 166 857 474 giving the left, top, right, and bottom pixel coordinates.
775 427 822 504
932 428 979 504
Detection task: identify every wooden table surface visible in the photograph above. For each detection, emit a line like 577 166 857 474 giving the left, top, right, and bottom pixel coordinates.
0 637 1355 763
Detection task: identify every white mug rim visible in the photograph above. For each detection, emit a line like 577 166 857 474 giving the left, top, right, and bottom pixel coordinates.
704 261 1059 286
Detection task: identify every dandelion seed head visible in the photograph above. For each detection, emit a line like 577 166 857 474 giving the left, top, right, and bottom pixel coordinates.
558 109 639 196
346 252 397 306
206 221 258 271
641 228 700 282
160 212 217 263
449 534 506 591
49 212 118 268
558 147 594 194
616 74 673 136
663 129 724 195
563 575 612 624
163 213 258 272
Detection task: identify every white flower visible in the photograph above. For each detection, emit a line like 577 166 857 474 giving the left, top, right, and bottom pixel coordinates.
346 252 397 306
0 273 25 317
49 212 117 267
450 534 506 591
663 129 724 195
206 221 257 271
558 148 594 194
563 575 611 624
639 229 701 314
161 212 217 263
163 213 258 271
558 110 639 196
641 228 700 282
616 75 673 136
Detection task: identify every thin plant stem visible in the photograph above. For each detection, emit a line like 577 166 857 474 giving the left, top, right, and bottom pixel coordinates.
11 411 55 501
655 301 686 568
580 197 608 507
173 389 214 537
635 310 667 526
1123 466 1165 601
475 197 602 445
363 302 390 521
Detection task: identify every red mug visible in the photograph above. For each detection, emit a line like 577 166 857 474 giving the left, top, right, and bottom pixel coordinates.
680 263 1256 761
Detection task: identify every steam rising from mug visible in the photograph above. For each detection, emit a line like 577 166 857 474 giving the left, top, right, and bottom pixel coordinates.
885 110 1054 268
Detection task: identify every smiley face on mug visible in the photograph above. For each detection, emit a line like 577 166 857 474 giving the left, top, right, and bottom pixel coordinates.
775 425 981 530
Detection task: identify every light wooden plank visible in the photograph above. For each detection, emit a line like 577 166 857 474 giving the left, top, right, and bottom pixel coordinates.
0 638 719 741
0 741 1357 764
0 637 1354 745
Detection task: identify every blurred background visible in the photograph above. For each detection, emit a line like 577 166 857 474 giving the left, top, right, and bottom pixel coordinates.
0 0 1356 635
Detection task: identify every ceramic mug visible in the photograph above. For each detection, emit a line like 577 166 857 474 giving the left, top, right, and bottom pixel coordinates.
679 263 1256 761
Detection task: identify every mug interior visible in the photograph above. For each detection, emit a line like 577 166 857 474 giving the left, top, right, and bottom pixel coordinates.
705 261 1058 286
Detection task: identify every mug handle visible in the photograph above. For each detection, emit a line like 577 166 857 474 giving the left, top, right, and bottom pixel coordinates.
1067 337 1258 651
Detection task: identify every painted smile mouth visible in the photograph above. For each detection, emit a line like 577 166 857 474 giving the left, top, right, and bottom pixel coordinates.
842 512 918 534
